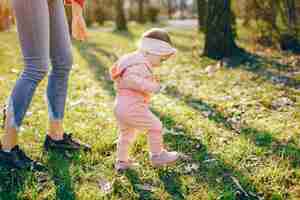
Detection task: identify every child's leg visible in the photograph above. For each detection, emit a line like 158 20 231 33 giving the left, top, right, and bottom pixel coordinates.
115 106 179 167
147 117 164 155
117 124 136 162
135 110 179 166
147 114 179 166
129 109 164 155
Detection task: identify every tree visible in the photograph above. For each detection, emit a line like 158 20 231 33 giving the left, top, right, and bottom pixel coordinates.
284 0 298 34
278 0 300 52
115 0 128 31
167 0 173 19
245 0 300 51
179 0 187 19
195 0 207 31
138 0 146 23
161 0 174 19
203 0 239 59
95 0 109 25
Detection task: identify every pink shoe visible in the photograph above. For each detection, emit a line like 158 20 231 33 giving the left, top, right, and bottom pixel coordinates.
115 159 139 172
150 150 179 167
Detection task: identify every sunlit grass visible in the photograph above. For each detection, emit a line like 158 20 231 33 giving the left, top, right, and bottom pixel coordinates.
0 22 299 200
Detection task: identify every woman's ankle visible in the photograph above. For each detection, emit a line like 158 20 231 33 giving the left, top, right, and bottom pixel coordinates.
2 129 18 151
47 132 64 141
48 120 64 140
1 142 17 152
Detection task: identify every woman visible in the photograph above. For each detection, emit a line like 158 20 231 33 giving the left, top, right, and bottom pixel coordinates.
0 0 90 170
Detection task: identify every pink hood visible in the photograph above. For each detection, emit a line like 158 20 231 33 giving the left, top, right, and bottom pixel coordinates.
110 51 151 81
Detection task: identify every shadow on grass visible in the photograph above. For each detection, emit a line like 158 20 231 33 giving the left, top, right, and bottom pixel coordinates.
44 150 81 200
152 108 265 199
124 169 157 200
164 86 300 168
221 49 300 90
158 169 186 200
0 168 29 200
154 110 270 200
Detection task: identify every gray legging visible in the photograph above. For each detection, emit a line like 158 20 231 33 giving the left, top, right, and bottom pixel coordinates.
8 0 73 130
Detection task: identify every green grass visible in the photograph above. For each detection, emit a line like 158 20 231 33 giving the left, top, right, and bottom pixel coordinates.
0 22 300 200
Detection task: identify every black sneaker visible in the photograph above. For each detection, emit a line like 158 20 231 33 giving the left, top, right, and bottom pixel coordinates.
0 145 46 171
44 133 91 152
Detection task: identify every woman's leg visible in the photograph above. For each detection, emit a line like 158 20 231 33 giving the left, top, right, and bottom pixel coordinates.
47 0 73 140
2 112 17 151
43 0 91 152
2 0 50 151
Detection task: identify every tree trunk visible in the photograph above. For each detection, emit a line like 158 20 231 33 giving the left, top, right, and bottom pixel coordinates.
138 0 145 23
279 0 300 52
167 0 173 19
285 0 298 34
95 0 105 25
180 0 186 19
196 0 207 31
115 0 127 31
203 0 239 59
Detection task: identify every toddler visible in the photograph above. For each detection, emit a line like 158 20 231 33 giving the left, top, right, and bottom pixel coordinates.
111 28 179 172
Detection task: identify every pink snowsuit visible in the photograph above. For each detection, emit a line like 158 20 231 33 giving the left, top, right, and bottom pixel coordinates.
111 51 163 162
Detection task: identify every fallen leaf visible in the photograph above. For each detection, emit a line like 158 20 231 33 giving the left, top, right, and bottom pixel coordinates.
184 163 199 173
205 64 220 76
180 153 193 161
134 184 156 191
70 100 84 107
98 178 113 194
203 159 217 164
271 97 294 110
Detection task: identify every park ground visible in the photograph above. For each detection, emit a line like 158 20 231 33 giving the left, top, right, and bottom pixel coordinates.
0 21 300 200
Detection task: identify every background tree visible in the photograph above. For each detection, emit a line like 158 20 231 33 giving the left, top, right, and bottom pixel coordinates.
278 0 300 51
138 0 146 23
203 0 239 59
167 0 173 19
239 0 300 52
195 0 207 32
286 0 298 33
179 0 187 19
115 0 128 31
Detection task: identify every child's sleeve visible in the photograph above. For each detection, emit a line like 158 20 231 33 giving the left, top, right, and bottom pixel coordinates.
122 64 160 93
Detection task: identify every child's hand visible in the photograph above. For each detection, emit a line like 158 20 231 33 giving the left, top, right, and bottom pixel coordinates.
72 2 88 41
153 75 161 83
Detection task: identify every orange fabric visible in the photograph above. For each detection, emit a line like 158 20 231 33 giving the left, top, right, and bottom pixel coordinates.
110 64 122 81
64 0 84 7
